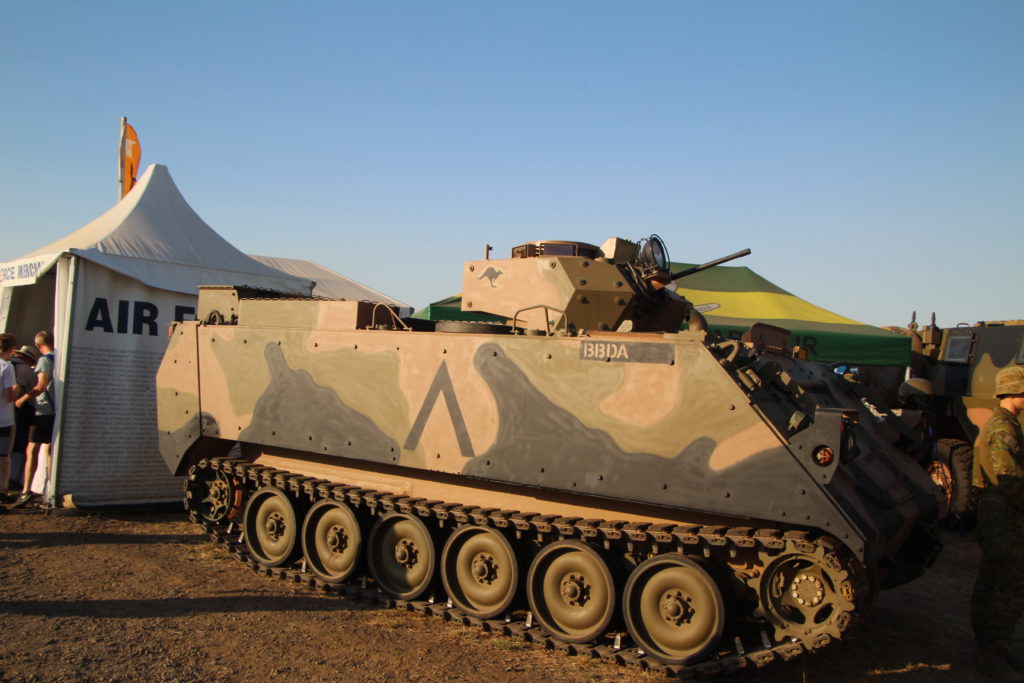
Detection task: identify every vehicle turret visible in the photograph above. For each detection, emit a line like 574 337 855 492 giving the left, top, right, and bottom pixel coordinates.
460 235 749 334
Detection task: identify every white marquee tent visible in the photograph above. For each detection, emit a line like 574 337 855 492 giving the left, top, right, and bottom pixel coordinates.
248 254 411 316
0 163 316 506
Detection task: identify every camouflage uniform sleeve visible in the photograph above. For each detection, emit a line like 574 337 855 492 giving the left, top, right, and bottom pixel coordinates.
989 420 1024 509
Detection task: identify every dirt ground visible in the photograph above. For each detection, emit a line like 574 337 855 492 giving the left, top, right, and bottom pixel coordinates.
0 507 1017 682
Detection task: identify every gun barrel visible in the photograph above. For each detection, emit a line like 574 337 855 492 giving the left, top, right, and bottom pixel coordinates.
670 248 751 281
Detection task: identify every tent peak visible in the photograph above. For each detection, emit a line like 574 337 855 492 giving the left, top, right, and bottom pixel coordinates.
7 164 312 296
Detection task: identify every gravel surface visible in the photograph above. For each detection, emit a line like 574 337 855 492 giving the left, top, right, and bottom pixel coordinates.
0 507 1016 682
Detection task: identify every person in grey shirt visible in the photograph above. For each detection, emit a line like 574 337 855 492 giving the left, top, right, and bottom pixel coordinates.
13 331 54 507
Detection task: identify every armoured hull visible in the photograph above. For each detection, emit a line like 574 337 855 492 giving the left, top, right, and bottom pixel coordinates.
157 287 940 672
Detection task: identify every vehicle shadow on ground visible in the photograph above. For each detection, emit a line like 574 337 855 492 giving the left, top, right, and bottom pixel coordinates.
0 593 382 619
0 531 206 547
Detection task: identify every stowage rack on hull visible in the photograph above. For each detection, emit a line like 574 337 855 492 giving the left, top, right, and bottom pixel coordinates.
157 235 942 673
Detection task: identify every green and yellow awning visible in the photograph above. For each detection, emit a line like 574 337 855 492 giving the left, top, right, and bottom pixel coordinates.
672 262 908 366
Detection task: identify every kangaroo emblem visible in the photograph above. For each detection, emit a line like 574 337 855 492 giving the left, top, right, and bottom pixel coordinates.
477 266 503 287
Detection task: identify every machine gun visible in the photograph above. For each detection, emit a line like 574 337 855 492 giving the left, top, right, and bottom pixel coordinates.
671 248 751 281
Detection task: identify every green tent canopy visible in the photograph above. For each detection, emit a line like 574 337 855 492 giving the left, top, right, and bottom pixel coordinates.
414 295 506 324
414 263 909 366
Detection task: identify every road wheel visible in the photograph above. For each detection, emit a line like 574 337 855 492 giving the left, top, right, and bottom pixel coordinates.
244 487 302 567
367 513 437 600
526 540 616 643
441 525 518 619
623 554 725 664
302 500 362 583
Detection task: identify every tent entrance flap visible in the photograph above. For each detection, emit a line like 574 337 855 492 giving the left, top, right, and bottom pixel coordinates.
2 271 57 341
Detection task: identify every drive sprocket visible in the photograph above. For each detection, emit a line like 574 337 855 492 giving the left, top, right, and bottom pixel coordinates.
748 536 864 650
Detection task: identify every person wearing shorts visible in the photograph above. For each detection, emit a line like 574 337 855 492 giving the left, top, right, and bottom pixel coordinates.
8 345 39 491
13 331 54 507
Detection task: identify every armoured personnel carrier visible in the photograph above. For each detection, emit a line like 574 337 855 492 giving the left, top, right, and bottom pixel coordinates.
157 235 941 675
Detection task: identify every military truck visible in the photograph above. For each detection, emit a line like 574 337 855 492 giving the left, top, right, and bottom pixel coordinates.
887 316 1024 519
157 235 941 675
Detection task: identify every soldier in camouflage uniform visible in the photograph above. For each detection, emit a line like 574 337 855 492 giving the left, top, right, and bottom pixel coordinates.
971 366 1024 682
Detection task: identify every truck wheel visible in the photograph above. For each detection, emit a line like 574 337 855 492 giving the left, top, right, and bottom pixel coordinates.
937 438 979 518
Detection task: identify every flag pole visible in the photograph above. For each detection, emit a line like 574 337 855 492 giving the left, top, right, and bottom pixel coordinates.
118 116 127 200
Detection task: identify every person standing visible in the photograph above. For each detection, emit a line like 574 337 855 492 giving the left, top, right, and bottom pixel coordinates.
13 331 54 507
8 345 39 492
971 366 1024 682
0 334 18 504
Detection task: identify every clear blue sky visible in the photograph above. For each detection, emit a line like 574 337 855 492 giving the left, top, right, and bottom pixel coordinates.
2 2 1021 327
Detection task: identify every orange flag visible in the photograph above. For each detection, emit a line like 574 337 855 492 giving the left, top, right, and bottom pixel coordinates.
119 117 142 199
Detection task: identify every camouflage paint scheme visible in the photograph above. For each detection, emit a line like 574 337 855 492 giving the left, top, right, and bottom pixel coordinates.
461 238 694 334
156 239 947 671
159 283 939 575
462 241 629 332
896 320 1024 443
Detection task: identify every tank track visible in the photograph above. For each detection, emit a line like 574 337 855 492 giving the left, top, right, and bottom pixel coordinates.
187 457 867 678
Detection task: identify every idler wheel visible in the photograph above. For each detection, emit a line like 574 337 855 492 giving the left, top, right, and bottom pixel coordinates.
623 554 725 665
367 513 437 600
243 487 301 567
186 466 237 524
441 525 519 619
526 540 616 643
301 499 363 584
